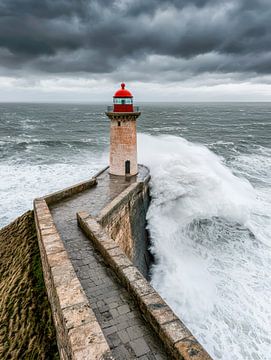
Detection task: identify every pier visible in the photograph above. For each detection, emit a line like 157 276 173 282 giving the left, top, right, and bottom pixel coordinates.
34 165 211 359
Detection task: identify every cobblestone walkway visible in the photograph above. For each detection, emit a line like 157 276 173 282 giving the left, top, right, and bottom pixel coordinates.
50 168 168 359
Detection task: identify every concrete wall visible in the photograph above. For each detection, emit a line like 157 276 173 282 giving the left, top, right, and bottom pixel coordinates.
97 177 152 278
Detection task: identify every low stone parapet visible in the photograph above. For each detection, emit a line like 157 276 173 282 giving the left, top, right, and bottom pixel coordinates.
44 179 97 206
34 198 112 360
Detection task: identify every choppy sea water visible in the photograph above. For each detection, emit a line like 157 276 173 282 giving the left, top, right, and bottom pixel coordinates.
1 102 271 359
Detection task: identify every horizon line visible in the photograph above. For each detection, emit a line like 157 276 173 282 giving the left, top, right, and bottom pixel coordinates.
0 100 271 104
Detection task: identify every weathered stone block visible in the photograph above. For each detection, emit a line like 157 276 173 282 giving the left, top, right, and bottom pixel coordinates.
47 250 69 268
130 278 155 299
140 292 178 332
55 277 86 310
120 265 142 284
174 336 212 360
42 227 58 235
69 322 110 359
51 262 76 287
159 320 191 348
110 254 133 270
44 239 66 255
42 233 60 244
62 302 95 330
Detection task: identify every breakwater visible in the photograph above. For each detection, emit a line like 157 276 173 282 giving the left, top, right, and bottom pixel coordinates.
34 166 211 359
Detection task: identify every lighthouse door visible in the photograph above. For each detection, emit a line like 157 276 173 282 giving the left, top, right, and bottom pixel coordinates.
125 160 130 175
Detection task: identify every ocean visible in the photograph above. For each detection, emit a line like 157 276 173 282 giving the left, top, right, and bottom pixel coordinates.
1 102 271 359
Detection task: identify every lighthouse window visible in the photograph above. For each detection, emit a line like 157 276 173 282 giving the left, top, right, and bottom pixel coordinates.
113 98 133 104
118 121 121 126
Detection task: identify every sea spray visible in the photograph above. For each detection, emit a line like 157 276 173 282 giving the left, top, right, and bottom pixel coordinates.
138 133 271 360
0 153 107 227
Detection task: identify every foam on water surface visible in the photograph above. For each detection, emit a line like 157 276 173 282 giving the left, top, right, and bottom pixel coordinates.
138 133 271 360
0 155 107 226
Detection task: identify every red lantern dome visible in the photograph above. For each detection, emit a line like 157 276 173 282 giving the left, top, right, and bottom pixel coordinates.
113 83 133 112
114 83 133 98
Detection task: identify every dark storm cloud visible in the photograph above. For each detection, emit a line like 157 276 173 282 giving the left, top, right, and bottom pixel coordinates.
0 0 271 79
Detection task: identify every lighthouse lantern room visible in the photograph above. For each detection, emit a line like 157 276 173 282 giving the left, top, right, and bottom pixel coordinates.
106 83 141 176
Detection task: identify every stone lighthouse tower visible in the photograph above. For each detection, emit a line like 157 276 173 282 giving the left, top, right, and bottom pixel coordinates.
106 83 141 176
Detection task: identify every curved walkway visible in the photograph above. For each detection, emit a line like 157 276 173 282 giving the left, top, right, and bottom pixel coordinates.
49 167 168 359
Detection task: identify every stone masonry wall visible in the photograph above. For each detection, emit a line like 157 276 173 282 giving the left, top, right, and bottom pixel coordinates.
97 177 151 278
78 212 212 360
33 178 112 360
109 119 137 176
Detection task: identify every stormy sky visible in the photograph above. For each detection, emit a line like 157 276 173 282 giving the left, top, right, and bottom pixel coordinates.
0 0 271 101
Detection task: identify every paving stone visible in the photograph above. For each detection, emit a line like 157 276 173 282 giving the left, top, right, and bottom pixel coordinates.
127 325 146 341
116 320 130 331
109 308 119 318
112 344 132 360
103 325 118 336
130 338 151 357
118 304 130 315
108 301 119 309
107 332 121 348
102 311 113 322
117 329 129 344
98 305 110 313
103 319 116 328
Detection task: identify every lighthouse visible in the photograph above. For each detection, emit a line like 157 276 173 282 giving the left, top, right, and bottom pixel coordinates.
106 83 141 176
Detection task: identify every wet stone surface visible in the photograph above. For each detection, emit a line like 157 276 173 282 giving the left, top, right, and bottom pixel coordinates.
50 167 168 359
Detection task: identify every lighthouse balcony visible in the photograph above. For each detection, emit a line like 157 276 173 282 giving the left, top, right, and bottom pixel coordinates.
107 105 140 113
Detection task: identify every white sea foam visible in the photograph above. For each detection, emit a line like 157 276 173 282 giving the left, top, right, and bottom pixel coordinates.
138 133 271 360
0 154 107 227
